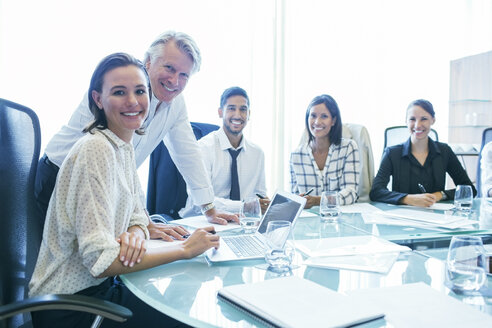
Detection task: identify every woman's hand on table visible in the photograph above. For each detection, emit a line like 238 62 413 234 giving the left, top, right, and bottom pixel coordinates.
117 227 147 267
183 226 220 258
401 193 437 207
148 221 190 241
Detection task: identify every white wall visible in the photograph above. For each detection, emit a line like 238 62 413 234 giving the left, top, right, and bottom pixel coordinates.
1 0 491 196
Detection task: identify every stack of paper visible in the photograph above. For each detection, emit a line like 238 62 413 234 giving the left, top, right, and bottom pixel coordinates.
295 236 411 273
295 235 410 257
170 215 240 232
303 252 401 274
411 203 455 211
218 276 384 328
364 208 478 230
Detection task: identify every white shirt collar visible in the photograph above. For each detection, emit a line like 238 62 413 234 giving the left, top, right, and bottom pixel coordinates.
217 127 247 151
143 93 171 128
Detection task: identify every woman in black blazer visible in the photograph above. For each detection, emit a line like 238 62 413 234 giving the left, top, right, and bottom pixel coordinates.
370 99 476 207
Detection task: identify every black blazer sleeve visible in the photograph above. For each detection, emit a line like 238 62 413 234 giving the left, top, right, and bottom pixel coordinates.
441 143 477 199
369 146 407 204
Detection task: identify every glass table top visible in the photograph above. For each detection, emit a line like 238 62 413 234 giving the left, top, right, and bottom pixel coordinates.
307 198 492 248
122 250 492 327
121 199 492 327
120 198 492 327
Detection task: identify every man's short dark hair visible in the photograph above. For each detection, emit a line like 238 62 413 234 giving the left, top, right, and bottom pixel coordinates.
219 86 249 108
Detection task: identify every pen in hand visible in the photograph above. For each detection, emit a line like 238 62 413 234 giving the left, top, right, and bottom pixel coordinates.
417 183 427 193
304 188 314 196
182 229 216 239
256 193 266 199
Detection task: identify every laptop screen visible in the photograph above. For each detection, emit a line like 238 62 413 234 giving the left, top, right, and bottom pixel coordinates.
257 193 305 234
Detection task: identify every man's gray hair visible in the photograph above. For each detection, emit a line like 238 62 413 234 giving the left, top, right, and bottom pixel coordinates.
144 31 201 74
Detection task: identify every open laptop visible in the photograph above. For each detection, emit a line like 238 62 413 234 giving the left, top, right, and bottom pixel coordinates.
206 190 307 263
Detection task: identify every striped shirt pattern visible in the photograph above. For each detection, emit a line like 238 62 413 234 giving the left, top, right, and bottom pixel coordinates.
289 138 360 205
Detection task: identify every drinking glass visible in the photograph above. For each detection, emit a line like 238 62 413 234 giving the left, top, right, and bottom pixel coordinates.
446 235 487 292
319 191 340 221
454 185 473 212
264 220 295 272
239 197 261 233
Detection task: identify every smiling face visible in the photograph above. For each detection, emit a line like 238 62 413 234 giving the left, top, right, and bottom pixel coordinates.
406 105 435 142
219 95 249 137
145 41 193 103
91 65 149 143
308 103 336 141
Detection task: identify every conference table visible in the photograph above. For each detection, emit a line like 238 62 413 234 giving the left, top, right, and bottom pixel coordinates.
121 198 492 327
339 198 492 249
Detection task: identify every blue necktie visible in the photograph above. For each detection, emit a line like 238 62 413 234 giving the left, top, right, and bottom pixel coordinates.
228 148 241 201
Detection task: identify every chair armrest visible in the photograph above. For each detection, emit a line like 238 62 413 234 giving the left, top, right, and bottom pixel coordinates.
0 294 132 322
150 214 169 224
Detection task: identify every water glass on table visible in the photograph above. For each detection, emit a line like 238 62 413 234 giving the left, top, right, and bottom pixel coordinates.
320 191 340 221
239 197 261 233
264 220 295 272
446 235 487 292
454 185 473 212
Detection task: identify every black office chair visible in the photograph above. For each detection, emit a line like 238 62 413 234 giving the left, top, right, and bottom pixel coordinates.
383 126 438 152
147 122 219 220
476 127 492 197
0 99 131 328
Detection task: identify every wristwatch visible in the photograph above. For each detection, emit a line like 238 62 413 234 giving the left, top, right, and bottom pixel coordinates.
201 203 215 214
440 191 448 201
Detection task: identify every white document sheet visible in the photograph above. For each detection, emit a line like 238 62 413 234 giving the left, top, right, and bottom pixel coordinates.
172 215 240 232
362 212 446 230
340 202 381 213
299 209 318 218
294 235 411 257
381 208 464 224
394 203 456 211
361 212 477 230
347 283 492 328
427 203 456 211
303 252 400 274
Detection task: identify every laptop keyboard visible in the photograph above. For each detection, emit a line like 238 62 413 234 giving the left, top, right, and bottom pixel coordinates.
223 235 265 258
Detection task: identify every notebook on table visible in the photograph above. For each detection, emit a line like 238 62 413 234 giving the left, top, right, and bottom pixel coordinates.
206 190 306 263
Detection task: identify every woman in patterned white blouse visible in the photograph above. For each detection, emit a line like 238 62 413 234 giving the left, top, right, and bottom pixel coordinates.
289 94 360 208
29 53 219 328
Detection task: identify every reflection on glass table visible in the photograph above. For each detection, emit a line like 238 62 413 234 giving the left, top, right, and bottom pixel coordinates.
121 240 492 327
420 246 492 316
306 199 492 249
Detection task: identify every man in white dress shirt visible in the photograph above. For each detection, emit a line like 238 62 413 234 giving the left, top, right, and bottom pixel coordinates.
35 31 238 239
180 86 270 217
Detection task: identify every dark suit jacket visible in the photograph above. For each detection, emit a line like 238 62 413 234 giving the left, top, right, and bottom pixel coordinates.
146 122 219 220
370 138 477 204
